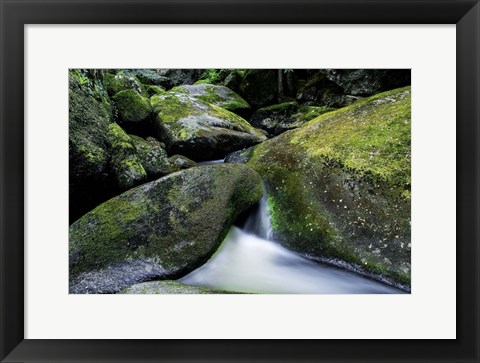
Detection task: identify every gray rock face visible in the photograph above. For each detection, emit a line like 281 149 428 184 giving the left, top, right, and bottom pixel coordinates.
295 69 411 108
69 164 264 293
325 69 411 96
69 72 114 222
121 69 169 86
151 91 266 161
157 69 205 88
239 69 279 109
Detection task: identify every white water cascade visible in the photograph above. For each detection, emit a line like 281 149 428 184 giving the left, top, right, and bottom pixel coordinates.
181 189 404 294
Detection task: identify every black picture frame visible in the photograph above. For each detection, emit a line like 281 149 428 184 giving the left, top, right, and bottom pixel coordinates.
1 1 479 362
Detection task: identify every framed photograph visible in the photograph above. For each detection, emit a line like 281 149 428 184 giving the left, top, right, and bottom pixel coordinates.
1 0 478 362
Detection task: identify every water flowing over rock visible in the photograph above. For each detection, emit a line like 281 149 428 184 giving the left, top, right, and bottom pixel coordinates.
245 87 412 287
69 164 264 293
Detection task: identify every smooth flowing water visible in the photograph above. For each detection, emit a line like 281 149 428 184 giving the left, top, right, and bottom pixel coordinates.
181 193 403 294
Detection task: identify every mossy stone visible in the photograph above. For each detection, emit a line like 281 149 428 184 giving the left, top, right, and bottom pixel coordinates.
170 84 251 113
151 91 266 161
249 101 299 136
145 85 166 97
69 164 264 293
119 280 239 294
103 72 144 96
129 135 172 179
112 89 152 124
69 71 114 221
168 155 197 171
247 87 412 287
106 123 147 191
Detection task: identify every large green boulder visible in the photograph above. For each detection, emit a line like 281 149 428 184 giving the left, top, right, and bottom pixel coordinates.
119 280 238 294
151 91 266 161
246 87 411 288
170 84 251 114
69 164 264 293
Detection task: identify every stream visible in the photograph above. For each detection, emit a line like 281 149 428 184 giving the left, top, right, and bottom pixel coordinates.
181 174 404 294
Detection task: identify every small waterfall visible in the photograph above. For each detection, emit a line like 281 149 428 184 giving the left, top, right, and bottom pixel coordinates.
243 194 273 240
180 191 404 294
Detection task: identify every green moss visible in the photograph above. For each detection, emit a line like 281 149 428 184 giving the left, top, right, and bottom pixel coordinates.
193 79 212 85
295 105 336 122
257 101 298 113
112 89 152 123
292 86 411 187
170 84 250 112
70 193 149 274
152 93 195 124
107 123 147 190
152 92 265 149
78 145 106 164
145 85 165 97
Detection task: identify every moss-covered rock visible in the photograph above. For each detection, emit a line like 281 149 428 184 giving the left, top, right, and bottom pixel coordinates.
239 69 278 109
170 84 251 114
69 71 115 222
69 163 264 293
246 87 411 288
103 72 144 96
157 69 205 88
119 280 239 294
129 135 172 179
145 85 166 97
249 101 299 136
112 89 152 124
294 105 336 122
222 69 245 94
106 124 147 191
151 91 266 161
121 69 169 86
168 155 197 171
295 70 347 107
